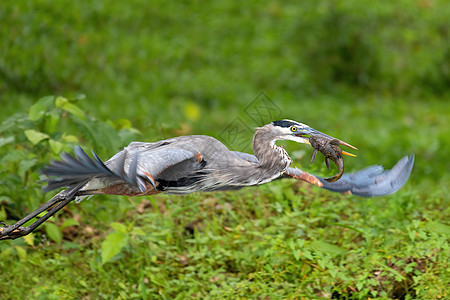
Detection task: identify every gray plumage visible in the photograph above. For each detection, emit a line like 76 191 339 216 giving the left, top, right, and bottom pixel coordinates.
42 120 414 198
282 155 414 196
1 120 415 240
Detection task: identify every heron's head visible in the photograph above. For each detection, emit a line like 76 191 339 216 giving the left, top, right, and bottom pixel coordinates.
266 119 357 153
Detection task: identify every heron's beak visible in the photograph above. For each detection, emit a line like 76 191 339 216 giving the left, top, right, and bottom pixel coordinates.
296 128 358 156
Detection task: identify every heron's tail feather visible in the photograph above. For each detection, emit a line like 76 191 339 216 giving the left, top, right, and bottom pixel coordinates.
42 146 132 198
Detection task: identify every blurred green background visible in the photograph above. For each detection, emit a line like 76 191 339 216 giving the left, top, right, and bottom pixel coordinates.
0 1 449 299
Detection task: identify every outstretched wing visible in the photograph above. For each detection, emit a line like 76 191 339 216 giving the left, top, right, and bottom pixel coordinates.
232 151 414 197
110 143 198 192
285 155 414 197
42 146 124 198
317 154 414 196
43 143 198 197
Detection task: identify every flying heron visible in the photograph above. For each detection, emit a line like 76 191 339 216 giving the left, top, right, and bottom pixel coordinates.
0 120 414 240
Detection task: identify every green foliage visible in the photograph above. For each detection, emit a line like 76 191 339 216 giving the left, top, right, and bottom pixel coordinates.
45 223 63 244
101 230 129 265
0 95 138 222
1 1 450 123
293 0 450 95
0 0 449 298
0 96 448 298
101 221 147 264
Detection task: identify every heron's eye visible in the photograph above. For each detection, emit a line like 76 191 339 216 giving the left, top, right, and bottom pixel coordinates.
291 126 297 132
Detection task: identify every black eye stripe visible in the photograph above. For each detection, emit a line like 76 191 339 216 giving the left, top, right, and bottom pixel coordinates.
272 120 297 128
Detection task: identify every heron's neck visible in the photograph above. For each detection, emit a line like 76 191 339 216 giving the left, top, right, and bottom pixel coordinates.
252 130 292 172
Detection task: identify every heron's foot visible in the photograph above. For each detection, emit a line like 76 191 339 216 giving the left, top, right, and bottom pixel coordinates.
0 191 76 241
309 136 344 183
0 223 30 240
285 169 324 187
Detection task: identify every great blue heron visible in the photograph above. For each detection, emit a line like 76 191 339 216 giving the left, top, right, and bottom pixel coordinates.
0 120 414 240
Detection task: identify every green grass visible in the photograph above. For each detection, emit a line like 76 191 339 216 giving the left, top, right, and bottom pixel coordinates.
1 1 449 299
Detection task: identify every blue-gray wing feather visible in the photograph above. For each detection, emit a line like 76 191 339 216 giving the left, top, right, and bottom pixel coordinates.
287 155 415 197
43 143 197 194
319 154 414 196
135 148 196 177
233 151 414 197
43 146 120 197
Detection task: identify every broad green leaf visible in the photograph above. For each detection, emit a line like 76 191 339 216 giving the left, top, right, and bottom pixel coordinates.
118 128 141 146
61 102 85 119
101 232 129 264
15 246 27 261
74 117 118 152
61 133 79 143
328 266 338 278
24 129 49 145
310 240 346 256
114 118 132 129
1 150 30 164
28 96 55 121
49 139 63 154
1 247 14 257
61 218 80 229
18 158 38 177
45 110 61 133
317 257 330 270
412 219 421 229
79 280 88 288
264 264 274 273
110 222 128 234
425 221 450 236
55 96 68 107
0 136 15 147
45 223 63 244
293 249 301 261
287 239 295 251
131 227 146 236
0 206 6 220
23 233 34 246
302 249 313 260
0 113 28 133
297 239 306 248
0 118 15 134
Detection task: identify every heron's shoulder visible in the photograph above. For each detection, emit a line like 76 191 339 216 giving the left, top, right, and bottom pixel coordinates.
170 135 230 151
124 135 226 151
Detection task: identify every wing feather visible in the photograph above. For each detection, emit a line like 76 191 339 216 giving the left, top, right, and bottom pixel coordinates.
43 143 199 195
232 151 414 197
285 155 414 197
